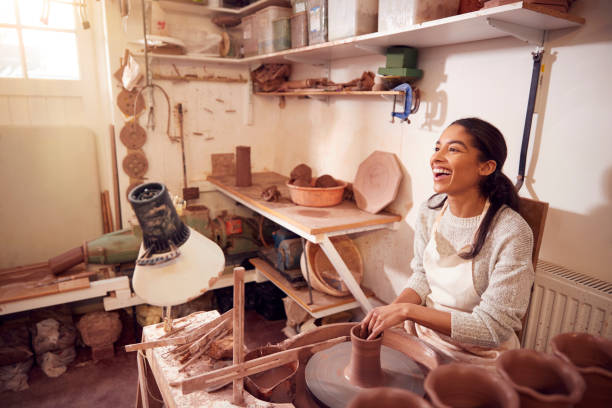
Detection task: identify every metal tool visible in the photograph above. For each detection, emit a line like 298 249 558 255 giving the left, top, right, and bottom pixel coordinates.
391 83 420 124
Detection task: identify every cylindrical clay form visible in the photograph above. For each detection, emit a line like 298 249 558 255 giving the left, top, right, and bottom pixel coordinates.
235 146 252 187
344 325 384 388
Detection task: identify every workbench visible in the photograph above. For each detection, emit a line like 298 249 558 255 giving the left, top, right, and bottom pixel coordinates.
207 172 401 314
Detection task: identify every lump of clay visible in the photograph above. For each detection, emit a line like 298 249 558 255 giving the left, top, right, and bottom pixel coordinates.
291 178 311 187
290 164 312 185
315 175 338 188
76 311 122 349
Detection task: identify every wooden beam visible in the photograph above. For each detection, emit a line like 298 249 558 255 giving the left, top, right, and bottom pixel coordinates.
232 267 245 405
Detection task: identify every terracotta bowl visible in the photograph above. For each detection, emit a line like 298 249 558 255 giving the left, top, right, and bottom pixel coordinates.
286 181 347 207
348 387 433 408
243 345 298 403
425 363 519 408
550 332 612 407
496 348 585 408
301 235 363 297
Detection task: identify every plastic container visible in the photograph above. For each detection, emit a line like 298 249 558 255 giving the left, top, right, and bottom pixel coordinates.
241 14 257 57
306 0 327 45
286 181 347 207
273 16 291 51
328 0 378 41
255 6 292 55
291 11 308 48
378 0 460 33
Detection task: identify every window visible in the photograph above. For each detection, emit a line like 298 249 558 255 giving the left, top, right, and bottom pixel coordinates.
0 0 80 80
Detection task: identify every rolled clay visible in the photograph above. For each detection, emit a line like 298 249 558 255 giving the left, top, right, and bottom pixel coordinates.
235 146 252 187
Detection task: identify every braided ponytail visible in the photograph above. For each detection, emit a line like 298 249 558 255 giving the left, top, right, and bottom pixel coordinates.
428 118 519 259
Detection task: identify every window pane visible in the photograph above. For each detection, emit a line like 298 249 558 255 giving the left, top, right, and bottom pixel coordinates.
19 0 75 29
22 29 79 79
0 0 17 24
0 28 23 78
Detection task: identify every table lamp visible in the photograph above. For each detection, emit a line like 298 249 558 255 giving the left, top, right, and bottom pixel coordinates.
128 182 225 313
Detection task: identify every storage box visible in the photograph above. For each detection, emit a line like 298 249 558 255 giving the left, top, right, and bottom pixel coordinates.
328 0 378 41
306 0 327 45
385 46 418 68
273 16 291 51
241 14 257 57
377 67 423 78
378 0 460 32
255 6 292 55
291 11 308 48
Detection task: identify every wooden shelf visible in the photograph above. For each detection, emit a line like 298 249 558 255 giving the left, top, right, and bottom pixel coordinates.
156 0 290 17
255 90 403 97
250 257 374 318
138 2 584 66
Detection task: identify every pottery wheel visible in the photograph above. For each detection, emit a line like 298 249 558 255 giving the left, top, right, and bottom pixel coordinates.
305 341 425 408
120 122 147 149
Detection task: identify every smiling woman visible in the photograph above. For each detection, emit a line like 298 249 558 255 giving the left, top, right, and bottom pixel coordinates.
360 117 534 366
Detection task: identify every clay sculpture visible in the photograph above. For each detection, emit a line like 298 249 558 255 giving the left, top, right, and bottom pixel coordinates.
551 332 612 407
353 151 403 214
496 348 585 408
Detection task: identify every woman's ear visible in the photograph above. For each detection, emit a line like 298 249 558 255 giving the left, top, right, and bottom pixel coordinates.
479 160 497 176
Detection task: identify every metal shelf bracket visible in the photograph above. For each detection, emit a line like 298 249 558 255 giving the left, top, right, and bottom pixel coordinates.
353 44 386 55
487 18 545 46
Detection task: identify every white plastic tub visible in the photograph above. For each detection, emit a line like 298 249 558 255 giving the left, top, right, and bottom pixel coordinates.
378 0 460 32
328 0 378 41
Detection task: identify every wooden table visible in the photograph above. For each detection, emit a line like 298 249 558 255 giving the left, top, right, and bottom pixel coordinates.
207 172 401 313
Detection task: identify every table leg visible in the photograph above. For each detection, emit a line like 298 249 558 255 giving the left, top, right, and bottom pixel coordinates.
232 267 245 405
318 235 373 313
137 350 150 408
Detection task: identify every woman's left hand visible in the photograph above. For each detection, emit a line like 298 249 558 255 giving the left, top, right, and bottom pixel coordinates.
359 303 411 340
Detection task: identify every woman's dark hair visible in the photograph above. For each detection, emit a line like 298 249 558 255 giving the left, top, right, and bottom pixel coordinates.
428 117 519 259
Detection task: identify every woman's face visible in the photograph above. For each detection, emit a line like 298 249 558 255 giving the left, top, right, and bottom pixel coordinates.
430 124 496 196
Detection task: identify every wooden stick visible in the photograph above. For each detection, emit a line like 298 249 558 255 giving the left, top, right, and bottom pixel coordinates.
232 267 245 405
100 192 110 233
153 74 248 83
109 125 122 230
103 190 114 232
178 327 230 372
176 336 348 394
125 310 233 352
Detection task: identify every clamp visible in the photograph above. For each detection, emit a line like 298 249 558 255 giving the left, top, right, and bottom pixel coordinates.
391 83 420 124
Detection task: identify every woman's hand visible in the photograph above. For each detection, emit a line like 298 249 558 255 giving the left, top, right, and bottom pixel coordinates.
359 303 411 340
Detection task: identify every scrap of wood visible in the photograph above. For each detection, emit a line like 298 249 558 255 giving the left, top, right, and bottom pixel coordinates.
178 324 231 372
225 109 236 113
176 335 348 394
0 277 90 304
211 153 235 177
125 310 232 352
215 98 225 103
193 132 203 136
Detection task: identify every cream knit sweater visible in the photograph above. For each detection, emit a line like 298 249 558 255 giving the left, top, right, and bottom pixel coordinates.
405 197 534 348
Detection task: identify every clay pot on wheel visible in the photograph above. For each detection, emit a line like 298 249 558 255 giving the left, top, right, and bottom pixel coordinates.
243 345 298 403
496 349 585 408
551 332 612 407
345 325 384 388
348 387 433 408
425 363 519 408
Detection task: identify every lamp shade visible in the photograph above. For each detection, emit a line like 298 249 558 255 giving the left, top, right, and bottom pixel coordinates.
128 183 225 306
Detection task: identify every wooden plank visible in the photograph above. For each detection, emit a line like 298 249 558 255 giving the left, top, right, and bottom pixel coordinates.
232 267 245 405
207 172 401 236
0 277 90 303
250 258 374 315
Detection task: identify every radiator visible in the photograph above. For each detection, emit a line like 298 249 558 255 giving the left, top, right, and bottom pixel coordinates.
522 260 612 351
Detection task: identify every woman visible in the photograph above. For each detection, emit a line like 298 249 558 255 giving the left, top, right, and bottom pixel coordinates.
360 118 534 364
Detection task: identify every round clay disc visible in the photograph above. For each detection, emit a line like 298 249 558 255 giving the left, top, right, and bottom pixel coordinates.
120 122 147 149
305 341 425 408
122 151 148 178
353 151 403 214
117 88 145 117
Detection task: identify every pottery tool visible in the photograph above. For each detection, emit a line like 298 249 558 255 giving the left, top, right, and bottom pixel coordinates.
176 103 199 200
390 83 420 124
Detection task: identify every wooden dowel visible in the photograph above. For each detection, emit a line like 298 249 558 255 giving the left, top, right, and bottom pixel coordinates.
109 125 122 230
232 267 245 405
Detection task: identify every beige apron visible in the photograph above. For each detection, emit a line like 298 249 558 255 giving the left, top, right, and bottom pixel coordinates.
408 200 520 366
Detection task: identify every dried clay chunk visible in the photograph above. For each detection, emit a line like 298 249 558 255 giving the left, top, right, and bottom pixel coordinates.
291 178 311 187
290 163 311 184
315 174 338 188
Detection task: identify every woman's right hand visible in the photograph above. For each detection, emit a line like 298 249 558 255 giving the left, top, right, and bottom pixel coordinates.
359 303 411 340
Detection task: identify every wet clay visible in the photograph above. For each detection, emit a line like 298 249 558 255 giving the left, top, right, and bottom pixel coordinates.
425 363 519 408
496 349 585 408
315 174 338 188
551 332 612 408
235 146 252 187
348 387 433 408
290 164 312 184
345 325 384 387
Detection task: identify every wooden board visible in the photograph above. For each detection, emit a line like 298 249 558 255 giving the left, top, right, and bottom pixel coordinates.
0 277 90 303
255 91 403 97
207 172 401 236
250 258 374 315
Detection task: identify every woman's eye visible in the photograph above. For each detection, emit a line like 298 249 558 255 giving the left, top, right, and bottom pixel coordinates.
449 147 458 152
434 147 440 152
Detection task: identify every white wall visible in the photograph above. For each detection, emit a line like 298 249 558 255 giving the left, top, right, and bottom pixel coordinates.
101 1 611 302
